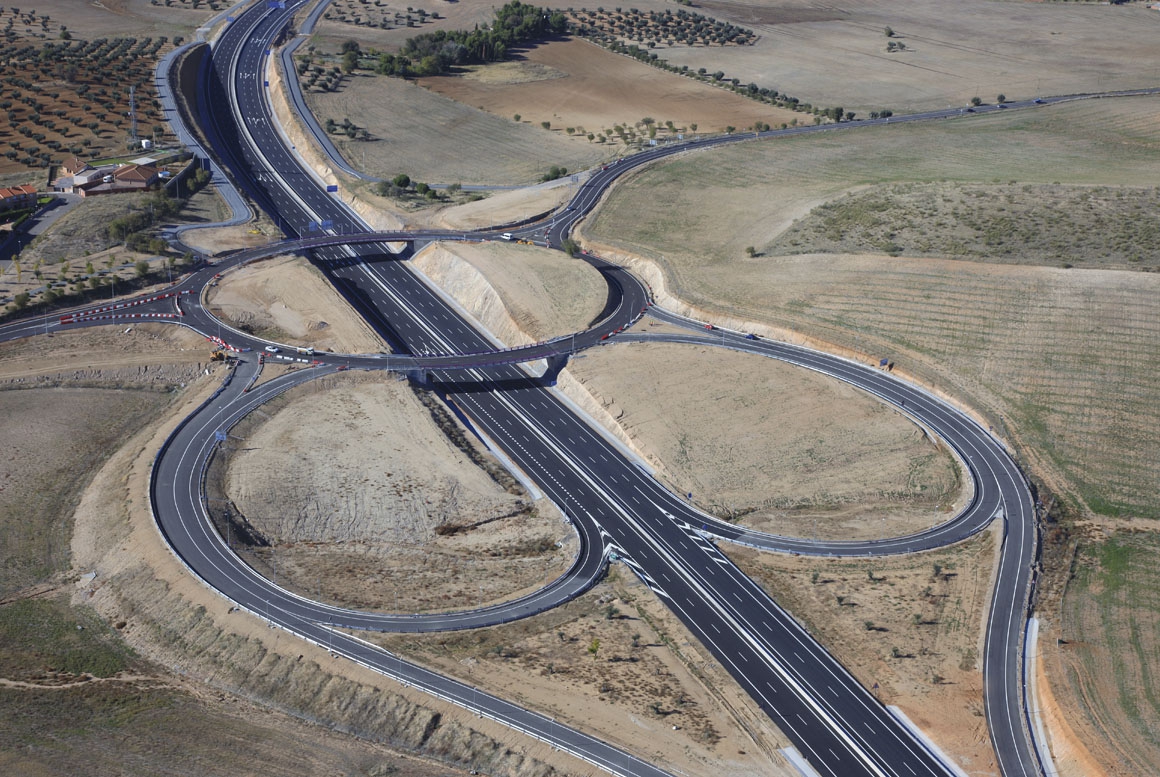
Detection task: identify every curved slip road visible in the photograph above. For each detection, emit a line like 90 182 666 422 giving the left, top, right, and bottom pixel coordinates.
6 0 1136 773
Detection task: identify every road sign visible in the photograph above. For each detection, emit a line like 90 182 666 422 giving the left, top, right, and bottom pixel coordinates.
321 219 334 229
326 184 339 193
214 431 228 442
307 221 319 232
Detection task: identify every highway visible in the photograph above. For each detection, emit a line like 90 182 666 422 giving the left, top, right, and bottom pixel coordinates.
0 1 1106 775
183 2 1033 776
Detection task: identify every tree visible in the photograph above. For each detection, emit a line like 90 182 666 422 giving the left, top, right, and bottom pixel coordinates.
415 182 430 195
563 238 579 257
341 49 359 74
884 26 894 37
392 173 411 189
513 113 521 121
135 259 149 278
541 120 551 130
10 291 29 311
970 96 982 106
588 637 600 658
996 93 1006 104
744 246 756 257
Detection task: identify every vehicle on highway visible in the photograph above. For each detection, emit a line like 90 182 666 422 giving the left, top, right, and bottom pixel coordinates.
1034 98 1045 104
295 346 314 355
704 324 715 330
745 333 758 340
501 232 513 240
264 345 280 353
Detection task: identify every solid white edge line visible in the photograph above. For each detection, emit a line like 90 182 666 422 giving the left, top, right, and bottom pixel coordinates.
886 707 970 777
1024 618 1059 776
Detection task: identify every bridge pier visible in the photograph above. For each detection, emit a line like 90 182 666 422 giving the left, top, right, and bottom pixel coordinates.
541 352 569 386
406 369 433 387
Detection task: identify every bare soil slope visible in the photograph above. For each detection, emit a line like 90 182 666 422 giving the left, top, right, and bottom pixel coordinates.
566 339 963 539
205 254 386 353
222 372 572 614
411 241 608 344
373 565 798 777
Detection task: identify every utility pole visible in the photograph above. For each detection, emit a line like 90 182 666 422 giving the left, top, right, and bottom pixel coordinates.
128 85 138 146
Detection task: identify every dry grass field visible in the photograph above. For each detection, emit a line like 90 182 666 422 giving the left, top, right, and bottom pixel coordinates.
584 97 1160 520
726 528 1000 775
1045 529 1160 775
0 331 485 777
566 340 963 540
300 70 609 185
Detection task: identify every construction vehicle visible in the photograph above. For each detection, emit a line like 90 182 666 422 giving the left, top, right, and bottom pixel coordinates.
210 349 227 362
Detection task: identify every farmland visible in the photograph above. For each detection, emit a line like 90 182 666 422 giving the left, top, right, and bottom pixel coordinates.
309 0 1160 119
583 97 1160 520
0 10 175 174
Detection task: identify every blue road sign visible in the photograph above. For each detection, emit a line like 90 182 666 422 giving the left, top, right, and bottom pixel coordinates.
326 184 339 193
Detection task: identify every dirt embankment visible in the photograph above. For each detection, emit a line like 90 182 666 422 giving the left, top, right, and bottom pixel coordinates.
410 241 607 345
205 254 386 353
436 182 575 232
0 324 211 389
215 371 574 614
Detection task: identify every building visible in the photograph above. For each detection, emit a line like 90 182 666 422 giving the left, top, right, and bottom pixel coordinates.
0 184 37 212
51 163 161 197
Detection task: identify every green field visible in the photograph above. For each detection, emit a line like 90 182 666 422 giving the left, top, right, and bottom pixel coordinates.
585 97 1160 518
1056 532 1160 773
769 182 1160 270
